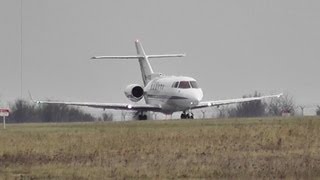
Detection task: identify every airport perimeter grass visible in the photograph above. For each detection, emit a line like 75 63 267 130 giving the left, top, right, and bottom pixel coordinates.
0 117 320 179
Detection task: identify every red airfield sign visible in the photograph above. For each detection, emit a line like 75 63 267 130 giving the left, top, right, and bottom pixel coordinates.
0 108 10 117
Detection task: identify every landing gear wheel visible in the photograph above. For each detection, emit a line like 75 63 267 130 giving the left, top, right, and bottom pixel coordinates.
181 113 187 119
180 112 194 119
138 114 147 120
189 113 194 119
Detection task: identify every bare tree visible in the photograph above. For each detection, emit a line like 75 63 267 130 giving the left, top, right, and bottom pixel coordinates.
40 104 94 122
298 105 305 116
101 112 113 121
215 106 229 118
267 93 295 116
200 110 206 119
121 111 128 121
9 99 39 123
228 91 267 118
9 99 95 123
316 106 320 116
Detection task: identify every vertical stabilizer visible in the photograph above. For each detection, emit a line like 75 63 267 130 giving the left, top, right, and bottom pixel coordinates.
134 40 154 86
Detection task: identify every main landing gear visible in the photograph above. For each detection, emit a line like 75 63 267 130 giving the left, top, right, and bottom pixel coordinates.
180 111 194 119
138 112 148 120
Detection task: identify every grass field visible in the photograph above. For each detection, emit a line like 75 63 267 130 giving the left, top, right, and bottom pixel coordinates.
0 117 320 179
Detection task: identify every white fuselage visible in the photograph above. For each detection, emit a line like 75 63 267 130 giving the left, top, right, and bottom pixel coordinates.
144 75 203 114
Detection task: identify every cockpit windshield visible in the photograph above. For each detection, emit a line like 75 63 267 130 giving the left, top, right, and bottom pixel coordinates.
178 81 191 89
172 81 199 89
190 81 199 88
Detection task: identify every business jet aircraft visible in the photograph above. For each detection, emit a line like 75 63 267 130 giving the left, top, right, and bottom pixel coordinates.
35 40 282 120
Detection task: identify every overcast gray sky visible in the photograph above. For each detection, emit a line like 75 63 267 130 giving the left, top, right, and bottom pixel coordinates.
1 0 320 115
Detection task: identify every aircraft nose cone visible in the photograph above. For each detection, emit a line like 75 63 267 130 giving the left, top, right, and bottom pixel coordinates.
190 95 200 102
189 89 203 105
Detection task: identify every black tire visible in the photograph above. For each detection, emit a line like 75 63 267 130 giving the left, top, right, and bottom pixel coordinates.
181 114 186 119
138 115 147 120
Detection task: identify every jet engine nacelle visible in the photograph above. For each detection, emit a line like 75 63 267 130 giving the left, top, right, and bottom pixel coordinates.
124 84 144 102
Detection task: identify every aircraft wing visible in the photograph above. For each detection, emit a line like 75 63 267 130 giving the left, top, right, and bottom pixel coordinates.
34 100 162 112
192 93 283 110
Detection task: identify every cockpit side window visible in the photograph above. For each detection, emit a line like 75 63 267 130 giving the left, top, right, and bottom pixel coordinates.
190 81 199 88
178 81 191 89
173 81 179 88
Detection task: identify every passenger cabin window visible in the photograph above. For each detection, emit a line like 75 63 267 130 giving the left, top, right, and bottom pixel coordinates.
190 81 199 88
178 81 191 89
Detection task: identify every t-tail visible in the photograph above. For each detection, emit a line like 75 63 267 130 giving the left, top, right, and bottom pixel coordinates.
91 40 185 86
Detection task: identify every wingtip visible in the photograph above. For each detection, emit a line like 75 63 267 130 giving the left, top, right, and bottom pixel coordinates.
277 93 284 98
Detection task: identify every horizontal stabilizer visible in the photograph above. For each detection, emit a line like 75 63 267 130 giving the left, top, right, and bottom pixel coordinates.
91 56 142 59
91 40 184 85
148 54 186 58
91 54 185 60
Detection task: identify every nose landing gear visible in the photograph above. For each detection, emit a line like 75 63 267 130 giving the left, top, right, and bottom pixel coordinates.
180 111 194 119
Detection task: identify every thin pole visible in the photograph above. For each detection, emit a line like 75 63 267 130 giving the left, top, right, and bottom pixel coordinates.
20 0 23 98
3 116 5 129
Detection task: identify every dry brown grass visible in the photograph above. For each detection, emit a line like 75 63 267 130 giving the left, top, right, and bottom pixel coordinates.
0 117 320 179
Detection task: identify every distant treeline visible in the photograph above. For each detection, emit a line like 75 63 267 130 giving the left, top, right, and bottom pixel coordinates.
4 91 314 122
215 92 296 118
7 99 112 123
